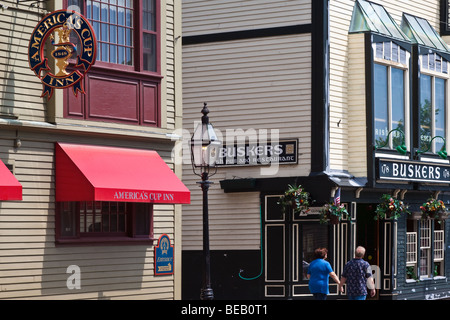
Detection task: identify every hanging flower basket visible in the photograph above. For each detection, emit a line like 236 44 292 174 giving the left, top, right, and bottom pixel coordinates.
420 198 448 220
277 184 312 214
375 194 409 220
319 203 348 224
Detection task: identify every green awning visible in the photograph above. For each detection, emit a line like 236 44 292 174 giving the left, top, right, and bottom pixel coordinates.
349 0 410 42
401 13 450 52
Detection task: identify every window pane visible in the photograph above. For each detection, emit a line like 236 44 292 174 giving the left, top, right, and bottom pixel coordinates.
420 75 432 151
88 0 133 66
134 203 151 236
60 203 77 237
374 64 388 147
302 224 329 280
143 33 156 71
143 0 156 31
435 78 446 151
391 67 405 149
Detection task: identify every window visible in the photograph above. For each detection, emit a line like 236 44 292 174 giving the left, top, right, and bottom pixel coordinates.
57 201 153 244
64 0 161 126
68 0 159 72
434 220 445 277
373 41 410 151
418 53 448 153
419 219 432 278
406 218 445 280
302 224 329 280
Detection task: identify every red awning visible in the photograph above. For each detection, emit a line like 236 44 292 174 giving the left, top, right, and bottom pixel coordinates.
0 160 22 200
55 143 190 204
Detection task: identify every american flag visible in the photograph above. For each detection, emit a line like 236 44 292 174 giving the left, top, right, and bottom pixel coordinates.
334 187 341 206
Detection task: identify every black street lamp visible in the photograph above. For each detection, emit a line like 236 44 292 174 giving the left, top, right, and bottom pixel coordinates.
190 102 221 300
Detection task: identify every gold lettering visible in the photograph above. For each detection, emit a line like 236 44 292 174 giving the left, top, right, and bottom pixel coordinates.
65 75 74 84
31 51 40 62
81 28 90 39
56 78 64 86
31 34 42 50
57 13 66 24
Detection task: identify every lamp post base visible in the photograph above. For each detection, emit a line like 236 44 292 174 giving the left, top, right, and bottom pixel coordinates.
200 287 214 300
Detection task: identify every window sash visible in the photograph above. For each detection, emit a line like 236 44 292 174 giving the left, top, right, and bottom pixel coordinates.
406 231 417 265
57 201 153 240
434 230 445 262
373 62 407 150
66 0 160 74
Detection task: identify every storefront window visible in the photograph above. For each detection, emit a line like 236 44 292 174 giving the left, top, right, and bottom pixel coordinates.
407 218 445 280
57 201 153 243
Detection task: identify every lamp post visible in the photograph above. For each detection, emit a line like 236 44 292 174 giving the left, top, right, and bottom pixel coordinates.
190 103 221 300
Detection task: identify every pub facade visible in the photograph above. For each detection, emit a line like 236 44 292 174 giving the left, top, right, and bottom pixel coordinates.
0 0 186 299
181 0 450 300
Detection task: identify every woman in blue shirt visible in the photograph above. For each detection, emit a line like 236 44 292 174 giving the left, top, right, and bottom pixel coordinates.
307 248 341 300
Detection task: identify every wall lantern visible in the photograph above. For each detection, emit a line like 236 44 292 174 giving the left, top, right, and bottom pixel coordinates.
416 136 448 160
375 128 407 155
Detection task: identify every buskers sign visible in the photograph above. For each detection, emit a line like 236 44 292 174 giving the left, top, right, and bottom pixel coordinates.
28 10 96 99
377 158 450 184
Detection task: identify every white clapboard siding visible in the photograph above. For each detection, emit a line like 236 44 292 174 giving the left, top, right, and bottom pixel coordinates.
182 33 312 250
182 0 311 37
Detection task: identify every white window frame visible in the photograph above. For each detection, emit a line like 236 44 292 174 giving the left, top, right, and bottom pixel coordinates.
418 53 450 155
373 41 411 152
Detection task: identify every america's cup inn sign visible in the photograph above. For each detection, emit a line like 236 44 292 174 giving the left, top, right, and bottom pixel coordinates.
28 10 97 99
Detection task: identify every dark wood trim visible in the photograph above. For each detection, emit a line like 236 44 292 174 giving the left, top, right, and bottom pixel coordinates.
310 0 329 174
182 24 312 45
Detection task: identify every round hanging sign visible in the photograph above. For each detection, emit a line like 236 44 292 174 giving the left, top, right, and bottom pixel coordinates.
28 10 97 99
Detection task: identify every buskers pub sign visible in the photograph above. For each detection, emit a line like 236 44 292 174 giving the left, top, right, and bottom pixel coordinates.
28 10 97 99
216 140 298 166
377 158 450 184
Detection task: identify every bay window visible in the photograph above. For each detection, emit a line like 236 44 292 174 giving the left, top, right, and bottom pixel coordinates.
65 0 161 126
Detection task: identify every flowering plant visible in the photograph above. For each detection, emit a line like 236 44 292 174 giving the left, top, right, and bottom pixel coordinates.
319 203 348 224
278 184 312 214
420 198 447 219
375 194 409 220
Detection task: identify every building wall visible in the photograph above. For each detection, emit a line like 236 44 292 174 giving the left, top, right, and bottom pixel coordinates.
328 0 442 175
182 0 312 252
0 0 183 299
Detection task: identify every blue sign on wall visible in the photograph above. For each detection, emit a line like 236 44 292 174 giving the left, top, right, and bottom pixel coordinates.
154 234 174 276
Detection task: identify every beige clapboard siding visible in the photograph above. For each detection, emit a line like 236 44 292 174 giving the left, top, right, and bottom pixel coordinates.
0 2 47 122
329 0 354 172
182 0 311 37
182 34 312 250
0 132 177 299
347 33 367 177
164 0 177 130
182 167 261 251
